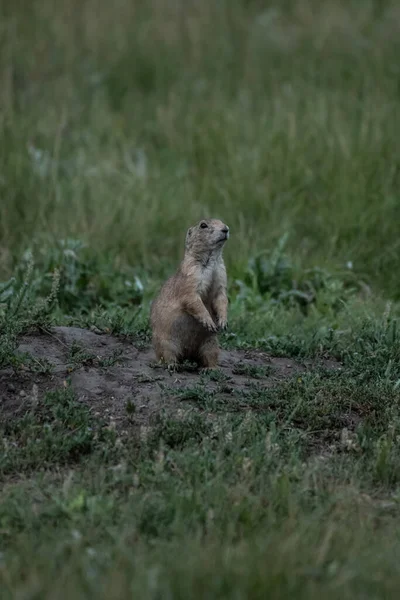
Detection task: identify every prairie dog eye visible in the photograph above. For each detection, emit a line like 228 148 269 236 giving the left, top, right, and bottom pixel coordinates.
200 222 208 229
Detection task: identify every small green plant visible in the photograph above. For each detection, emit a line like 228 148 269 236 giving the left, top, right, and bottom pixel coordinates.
201 368 231 383
232 362 274 379
126 398 136 415
98 348 124 368
67 341 123 370
67 340 97 368
9 352 54 374
175 384 214 406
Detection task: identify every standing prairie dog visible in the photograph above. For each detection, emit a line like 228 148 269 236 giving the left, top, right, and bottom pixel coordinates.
150 218 229 368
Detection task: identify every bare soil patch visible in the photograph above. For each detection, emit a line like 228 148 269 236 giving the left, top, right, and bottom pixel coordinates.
0 327 338 432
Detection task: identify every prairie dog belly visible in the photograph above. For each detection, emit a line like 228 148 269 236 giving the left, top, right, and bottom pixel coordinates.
171 312 213 358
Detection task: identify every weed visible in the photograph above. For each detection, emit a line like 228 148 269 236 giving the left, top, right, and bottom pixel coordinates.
232 362 274 379
125 398 136 415
66 341 123 371
0 255 59 368
201 368 231 383
174 385 214 406
10 352 54 375
98 348 124 368
67 341 97 368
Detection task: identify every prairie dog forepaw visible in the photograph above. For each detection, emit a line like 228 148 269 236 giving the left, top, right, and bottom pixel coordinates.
203 319 218 333
217 318 228 331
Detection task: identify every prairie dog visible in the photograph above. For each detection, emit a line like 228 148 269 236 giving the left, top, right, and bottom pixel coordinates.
150 218 229 368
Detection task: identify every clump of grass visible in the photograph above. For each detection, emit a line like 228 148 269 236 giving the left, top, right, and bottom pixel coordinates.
150 413 212 450
174 384 214 406
0 385 115 476
232 362 274 379
201 368 231 383
66 341 123 371
67 340 97 368
0 253 60 368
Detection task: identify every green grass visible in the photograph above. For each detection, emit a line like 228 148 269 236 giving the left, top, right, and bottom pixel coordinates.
2 0 400 597
0 386 116 474
2 368 400 598
1 0 400 296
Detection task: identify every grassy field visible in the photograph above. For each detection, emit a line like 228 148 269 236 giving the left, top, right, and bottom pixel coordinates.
1 0 400 597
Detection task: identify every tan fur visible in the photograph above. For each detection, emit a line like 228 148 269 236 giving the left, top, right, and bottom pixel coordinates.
150 218 229 368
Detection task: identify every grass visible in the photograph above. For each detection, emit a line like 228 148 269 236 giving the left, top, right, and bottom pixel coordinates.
2 369 400 598
1 0 400 297
0 385 115 474
232 362 274 378
1 0 400 597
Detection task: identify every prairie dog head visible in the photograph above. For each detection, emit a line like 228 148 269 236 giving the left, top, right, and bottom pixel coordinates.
185 219 229 254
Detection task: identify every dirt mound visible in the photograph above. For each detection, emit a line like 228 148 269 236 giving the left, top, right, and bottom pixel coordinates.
0 327 338 432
